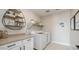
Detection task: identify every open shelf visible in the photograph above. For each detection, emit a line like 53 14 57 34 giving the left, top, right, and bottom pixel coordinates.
4 14 24 19
2 9 26 30
8 9 21 13
5 25 23 30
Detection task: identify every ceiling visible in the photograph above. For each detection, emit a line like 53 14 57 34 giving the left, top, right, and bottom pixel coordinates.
30 9 68 17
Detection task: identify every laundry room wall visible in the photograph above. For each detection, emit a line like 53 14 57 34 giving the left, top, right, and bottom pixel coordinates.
41 10 71 46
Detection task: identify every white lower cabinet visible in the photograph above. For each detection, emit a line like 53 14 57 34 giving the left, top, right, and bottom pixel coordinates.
0 38 33 50
34 33 48 50
0 41 22 50
22 38 33 50
27 38 33 50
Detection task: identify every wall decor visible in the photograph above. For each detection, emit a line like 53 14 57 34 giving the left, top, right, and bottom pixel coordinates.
2 9 26 30
59 22 64 28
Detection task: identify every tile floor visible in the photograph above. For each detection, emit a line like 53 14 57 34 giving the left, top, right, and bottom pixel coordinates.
45 43 77 50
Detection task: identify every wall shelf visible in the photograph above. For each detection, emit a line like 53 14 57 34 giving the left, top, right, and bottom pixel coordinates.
2 9 26 30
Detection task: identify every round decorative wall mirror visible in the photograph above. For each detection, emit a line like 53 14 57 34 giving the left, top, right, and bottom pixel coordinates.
2 9 26 30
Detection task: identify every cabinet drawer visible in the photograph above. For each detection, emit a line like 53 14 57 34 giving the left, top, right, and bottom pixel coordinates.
22 38 32 44
0 41 21 50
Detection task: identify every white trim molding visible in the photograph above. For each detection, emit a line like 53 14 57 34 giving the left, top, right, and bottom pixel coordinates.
52 41 70 46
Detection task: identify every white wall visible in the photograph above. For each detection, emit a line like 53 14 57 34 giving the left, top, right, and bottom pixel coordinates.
40 15 54 42
41 9 79 47
41 10 71 46
0 9 40 35
53 10 71 46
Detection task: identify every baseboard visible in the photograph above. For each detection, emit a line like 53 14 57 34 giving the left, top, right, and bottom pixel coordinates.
52 41 70 46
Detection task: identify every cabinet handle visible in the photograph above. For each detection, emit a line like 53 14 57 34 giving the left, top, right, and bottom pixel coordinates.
20 47 21 50
7 44 16 48
23 46 25 50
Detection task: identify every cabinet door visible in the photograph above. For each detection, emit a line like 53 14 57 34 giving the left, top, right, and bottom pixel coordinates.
22 39 28 50
26 38 33 50
22 38 33 50
34 34 48 50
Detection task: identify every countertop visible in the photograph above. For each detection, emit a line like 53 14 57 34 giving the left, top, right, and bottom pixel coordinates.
0 34 33 46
